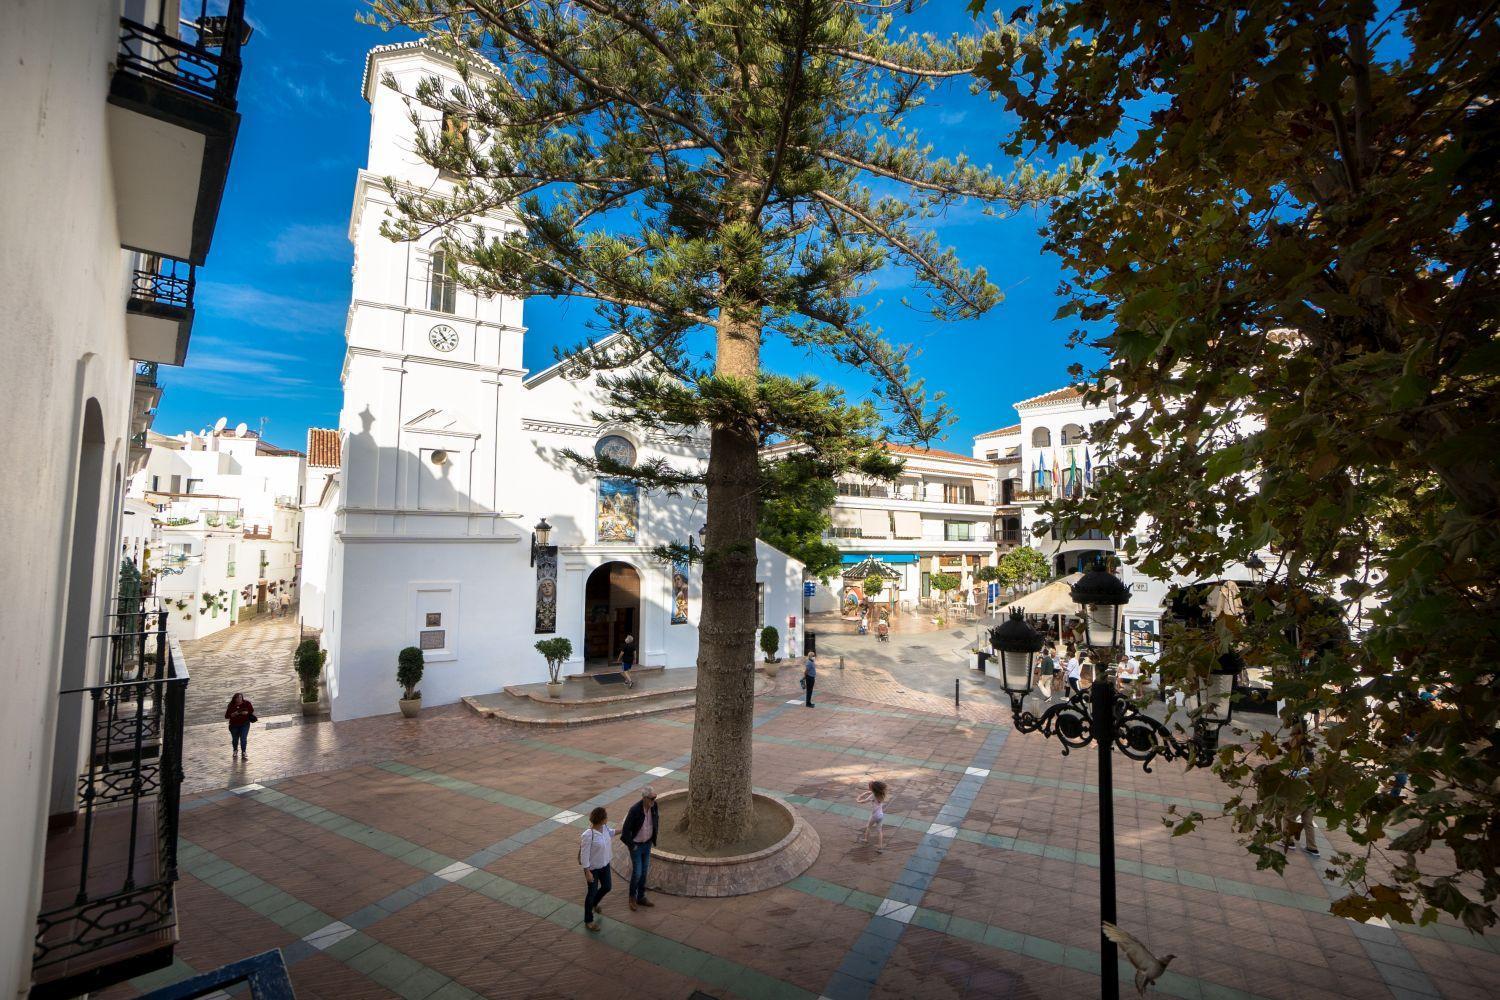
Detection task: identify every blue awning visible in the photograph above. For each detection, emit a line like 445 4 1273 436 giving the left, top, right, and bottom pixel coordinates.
840 553 917 564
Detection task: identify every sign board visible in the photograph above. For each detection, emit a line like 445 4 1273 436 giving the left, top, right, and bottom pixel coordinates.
803 581 816 598
419 629 446 651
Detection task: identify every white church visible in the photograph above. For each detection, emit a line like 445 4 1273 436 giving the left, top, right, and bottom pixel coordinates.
303 42 805 721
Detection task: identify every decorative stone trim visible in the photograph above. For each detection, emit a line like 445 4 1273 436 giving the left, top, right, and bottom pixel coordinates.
611 790 820 897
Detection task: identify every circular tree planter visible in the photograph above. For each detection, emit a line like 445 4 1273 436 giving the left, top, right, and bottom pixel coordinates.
612 789 819 897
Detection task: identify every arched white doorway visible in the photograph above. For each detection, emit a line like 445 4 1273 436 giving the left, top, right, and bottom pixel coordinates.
583 561 640 667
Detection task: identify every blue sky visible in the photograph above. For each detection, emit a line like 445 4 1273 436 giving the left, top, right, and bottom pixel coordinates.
160 2 1102 453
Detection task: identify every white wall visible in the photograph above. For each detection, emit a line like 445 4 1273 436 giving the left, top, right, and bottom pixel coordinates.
0 1 142 991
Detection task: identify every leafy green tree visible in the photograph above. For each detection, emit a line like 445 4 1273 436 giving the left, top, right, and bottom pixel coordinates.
976 0 1499 929
368 0 1064 848
929 572 960 600
996 546 1049 590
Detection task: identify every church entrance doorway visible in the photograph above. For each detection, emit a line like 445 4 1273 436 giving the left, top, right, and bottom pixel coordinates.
584 562 640 668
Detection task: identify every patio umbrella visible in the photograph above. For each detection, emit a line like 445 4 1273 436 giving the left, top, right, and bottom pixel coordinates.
1208 580 1244 619
1010 573 1084 615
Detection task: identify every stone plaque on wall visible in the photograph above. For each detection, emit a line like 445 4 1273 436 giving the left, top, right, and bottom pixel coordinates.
419 629 445 650
426 612 441 627
535 546 558 634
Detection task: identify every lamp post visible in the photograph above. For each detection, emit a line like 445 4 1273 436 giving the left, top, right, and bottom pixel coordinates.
990 565 1237 1000
529 517 553 567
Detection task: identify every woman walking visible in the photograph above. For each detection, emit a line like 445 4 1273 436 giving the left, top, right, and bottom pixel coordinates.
225 692 255 761
579 806 615 931
855 779 892 853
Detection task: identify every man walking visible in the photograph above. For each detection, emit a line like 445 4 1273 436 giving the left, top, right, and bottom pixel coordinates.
803 650 817 707
621 785 659 910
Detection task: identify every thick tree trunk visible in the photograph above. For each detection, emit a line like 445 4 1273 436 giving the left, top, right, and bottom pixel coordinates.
682 307 761 849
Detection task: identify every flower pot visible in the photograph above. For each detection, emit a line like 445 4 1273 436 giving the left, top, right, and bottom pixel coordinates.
763 660 781 679
302 699 322 717
545 681 564 699
399 697 421 718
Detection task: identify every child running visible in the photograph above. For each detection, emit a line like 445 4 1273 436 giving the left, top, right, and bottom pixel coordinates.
855 779 891 853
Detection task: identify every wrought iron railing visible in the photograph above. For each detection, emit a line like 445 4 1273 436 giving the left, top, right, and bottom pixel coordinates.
139 949 295 1000
134 361 159 386
129 256 195 312
116 0 247 109
34 610 189 977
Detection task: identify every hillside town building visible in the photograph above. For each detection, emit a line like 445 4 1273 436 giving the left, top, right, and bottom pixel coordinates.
129 427 305 640
301 43 803 721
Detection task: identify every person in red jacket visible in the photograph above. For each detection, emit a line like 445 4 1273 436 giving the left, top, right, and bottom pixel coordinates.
225 693 254 760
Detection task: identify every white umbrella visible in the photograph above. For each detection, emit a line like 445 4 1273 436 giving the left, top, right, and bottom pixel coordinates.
1008 573 1083 615
1209 580 1243 619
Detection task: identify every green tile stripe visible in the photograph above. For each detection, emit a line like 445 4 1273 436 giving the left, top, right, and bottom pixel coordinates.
232 785 815 999
376 761 569 820
648 716 1223 813
506 738 1500 960
176 839 485 1000
785 874 1271 1000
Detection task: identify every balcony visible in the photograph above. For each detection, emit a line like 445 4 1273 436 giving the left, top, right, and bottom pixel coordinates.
33 610 188 999
126 256 196 366
108 1 249 266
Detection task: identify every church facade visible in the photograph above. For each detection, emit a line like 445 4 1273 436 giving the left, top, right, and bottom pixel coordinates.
308 43 804 721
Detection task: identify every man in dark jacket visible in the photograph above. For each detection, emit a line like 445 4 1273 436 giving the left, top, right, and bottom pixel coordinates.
620 786 659 909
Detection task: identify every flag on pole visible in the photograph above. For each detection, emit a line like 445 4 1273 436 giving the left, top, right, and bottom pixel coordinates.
1085 448 1093 488
1052 451 1062 497
1068 448 1078 496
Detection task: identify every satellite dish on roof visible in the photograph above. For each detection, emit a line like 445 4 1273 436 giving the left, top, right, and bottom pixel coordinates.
213 416 228 433
199 428 208 436
234 422 248 437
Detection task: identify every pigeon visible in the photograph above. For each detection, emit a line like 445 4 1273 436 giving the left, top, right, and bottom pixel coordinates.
1102 921 1175 997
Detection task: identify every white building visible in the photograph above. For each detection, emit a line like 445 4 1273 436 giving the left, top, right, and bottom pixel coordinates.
297 428 341 635
1 0 248 993
783 443 1001 614
131 427 304 640
308 43 804 721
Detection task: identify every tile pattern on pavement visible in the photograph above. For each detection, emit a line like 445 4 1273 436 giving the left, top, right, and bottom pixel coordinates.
179 610 305 726
92 672 1500 1000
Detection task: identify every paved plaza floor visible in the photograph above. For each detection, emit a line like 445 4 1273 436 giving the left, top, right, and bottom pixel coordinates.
108 668 1498 999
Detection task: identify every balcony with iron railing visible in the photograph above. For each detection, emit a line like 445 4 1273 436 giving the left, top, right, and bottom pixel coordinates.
32 603 189 998
126 255 197 367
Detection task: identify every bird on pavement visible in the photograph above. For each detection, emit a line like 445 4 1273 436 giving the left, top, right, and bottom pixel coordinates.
1102 921 1175 997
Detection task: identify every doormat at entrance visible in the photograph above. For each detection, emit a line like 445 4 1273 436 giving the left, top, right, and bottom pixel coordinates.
594 673 628 685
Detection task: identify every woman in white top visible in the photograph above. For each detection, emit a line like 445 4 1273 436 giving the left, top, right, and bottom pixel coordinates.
579 806 616 930
1065 648 1084 696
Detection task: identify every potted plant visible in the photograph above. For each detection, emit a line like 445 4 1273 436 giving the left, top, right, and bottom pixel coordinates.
535 637 573 698
397 646 424 717
759 625 781 677
295 638 326 716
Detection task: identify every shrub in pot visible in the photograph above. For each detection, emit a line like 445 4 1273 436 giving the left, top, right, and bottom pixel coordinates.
295 638 326 714
535 637 573 698
759 625 782 677
397 646 424 717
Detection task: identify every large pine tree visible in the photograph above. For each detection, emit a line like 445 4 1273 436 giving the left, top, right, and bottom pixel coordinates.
367 0 1064 848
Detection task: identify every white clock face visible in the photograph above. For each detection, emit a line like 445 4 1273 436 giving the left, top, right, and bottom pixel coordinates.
429 324 459 352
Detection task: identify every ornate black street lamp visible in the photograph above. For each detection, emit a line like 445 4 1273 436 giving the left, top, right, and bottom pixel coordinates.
529 517 553 566
990 564 1239 1000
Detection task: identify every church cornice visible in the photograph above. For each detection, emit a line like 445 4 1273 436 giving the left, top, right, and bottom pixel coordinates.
521 418 705 447
344 345 526 379
349 297 527 336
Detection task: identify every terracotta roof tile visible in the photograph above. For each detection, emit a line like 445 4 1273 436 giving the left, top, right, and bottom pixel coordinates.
307 428 341 468
974 423 1021 439
1015 385 1084 408
881 442 994 467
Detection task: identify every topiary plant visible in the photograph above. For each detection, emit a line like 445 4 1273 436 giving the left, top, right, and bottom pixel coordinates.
759 625 780 662
397 646 424 700
535 637 574 684
295 638 326 703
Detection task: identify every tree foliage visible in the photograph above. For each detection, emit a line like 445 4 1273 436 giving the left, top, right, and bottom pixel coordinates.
996 546 1049 589
367 0 1066 847
976 0 1499 929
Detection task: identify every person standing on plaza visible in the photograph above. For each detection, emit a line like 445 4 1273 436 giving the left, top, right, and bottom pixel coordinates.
1038 645 1057 697
802 650 817 707
579 806 616 930
619 635 636 687
279 590 291 619
1065 646 1083 697
225 692 255 760
855 779 891 853
621 786 659 909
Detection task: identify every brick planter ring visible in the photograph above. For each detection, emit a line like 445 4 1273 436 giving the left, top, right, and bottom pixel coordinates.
611 790 820 897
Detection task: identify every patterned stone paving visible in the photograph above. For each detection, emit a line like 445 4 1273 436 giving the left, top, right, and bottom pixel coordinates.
98 659 1500 1000
179 610 305 727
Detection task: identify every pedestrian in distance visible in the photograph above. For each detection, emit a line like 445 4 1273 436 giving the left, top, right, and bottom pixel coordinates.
621 786 659 910
619 635 636 687
225 692 255 760
855 779 891 853
1038 645 1057 697
279 590 291 618
1065 648 1083 697
802 650 817 707
579 806 616 931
